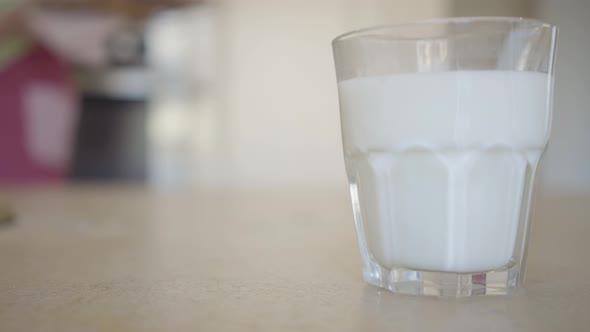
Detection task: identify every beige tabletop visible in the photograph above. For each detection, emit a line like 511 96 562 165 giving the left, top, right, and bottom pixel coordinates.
0 185 589 331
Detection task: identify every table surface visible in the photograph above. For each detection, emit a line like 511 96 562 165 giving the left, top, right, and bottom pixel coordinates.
1 185 589 332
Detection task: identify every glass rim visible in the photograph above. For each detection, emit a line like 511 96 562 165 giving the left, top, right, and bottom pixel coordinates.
332 16 557 45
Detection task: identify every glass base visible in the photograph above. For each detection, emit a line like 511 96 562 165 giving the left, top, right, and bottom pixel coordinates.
362 256 520 297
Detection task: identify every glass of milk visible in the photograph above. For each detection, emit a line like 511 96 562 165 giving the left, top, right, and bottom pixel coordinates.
333 17 557 296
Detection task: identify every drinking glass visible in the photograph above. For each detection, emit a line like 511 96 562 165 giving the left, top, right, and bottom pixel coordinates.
332 17 557 296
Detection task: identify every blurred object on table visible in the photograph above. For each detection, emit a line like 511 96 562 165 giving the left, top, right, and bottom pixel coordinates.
145 5 215 188
0 0 79 183
24 0 203 183
65 2 210 185
69 24 149 181
70 71 149 181
0 201 15 226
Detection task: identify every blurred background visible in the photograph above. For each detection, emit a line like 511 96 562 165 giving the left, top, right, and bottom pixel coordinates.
0 0 588 196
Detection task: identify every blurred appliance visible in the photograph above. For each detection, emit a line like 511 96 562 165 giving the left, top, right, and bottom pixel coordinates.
70 27 150 181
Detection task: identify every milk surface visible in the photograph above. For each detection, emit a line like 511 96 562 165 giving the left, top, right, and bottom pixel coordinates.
338 71 549 273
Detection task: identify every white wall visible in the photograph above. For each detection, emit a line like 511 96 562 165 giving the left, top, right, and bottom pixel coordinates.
209 0 450 190
451 0 531 17
533 0 590 195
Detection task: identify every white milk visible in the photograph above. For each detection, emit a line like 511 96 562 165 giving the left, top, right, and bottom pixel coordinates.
338 71 549 273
